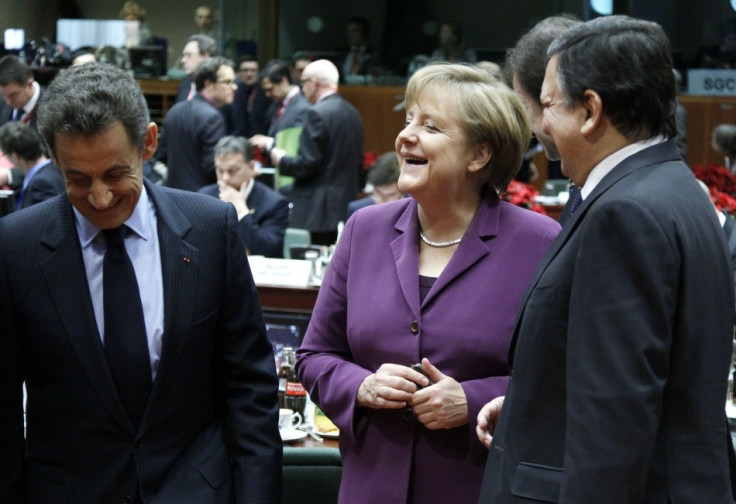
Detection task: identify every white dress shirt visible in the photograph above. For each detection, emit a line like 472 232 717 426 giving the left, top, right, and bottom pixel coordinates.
74 185 165 379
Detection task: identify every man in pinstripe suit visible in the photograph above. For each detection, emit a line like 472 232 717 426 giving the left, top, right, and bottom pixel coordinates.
0 63 281 503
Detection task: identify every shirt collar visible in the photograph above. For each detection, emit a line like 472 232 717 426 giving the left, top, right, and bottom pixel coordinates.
243 177 255 200
282 85 300 107
21 158 49 190
580 136 666 200
23 81 41 114
74 184 154 248
317 90 337 103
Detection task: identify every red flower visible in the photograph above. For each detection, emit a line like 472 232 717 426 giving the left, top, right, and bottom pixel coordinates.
500 180 547 215
693 164 736 217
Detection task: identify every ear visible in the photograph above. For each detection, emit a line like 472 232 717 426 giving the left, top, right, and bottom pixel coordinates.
142 122 158 161
580 89 603 137
468 141 492 173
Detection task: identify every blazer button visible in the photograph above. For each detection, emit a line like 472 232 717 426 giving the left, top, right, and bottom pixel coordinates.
401 407 413 421
410 320 419 334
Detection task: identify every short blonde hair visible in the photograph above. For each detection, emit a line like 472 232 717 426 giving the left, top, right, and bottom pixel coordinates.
405 63 530 192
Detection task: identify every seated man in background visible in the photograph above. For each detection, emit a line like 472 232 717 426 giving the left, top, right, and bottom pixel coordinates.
346 151 402 219
158 57 234 191
0 121 63 210
199 135 288 257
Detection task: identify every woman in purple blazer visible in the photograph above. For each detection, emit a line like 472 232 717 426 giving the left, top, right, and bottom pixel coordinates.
296 64 561 503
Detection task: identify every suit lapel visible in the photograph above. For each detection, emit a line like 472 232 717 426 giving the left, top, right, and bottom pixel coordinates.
142 183 199 420
40 197 132 430
422 195 498 307
246 181 265 220
391 201 421 320
389 196 498 316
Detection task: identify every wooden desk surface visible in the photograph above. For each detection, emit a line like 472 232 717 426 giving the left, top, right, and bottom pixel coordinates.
257 284 320 314
288 436 339 449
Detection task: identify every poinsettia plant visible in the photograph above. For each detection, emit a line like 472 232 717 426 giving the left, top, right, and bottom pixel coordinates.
692 164 736 216
500 179 547 215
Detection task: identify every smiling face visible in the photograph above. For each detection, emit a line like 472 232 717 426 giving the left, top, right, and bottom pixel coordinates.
54 121 157 230
395 88 483 202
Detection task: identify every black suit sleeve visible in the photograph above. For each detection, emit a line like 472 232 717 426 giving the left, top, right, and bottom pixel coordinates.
198 114 226 182
217 204 282 502
562 199 680 501
0 221 25 502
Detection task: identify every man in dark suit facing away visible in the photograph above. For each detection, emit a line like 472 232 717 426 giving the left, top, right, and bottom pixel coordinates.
0 63 281 504
198 135 289 258
158 57 235 192
270 59 363 245
478 16 736 503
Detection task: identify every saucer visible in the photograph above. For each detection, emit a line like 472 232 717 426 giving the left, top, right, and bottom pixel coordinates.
316 429 339 439
280 428 308 442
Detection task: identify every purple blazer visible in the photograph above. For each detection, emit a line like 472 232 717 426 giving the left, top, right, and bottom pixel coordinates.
296 194 560 503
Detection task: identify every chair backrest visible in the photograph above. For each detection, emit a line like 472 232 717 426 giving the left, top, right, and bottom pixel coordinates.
282 447 342 504
283 228 311 259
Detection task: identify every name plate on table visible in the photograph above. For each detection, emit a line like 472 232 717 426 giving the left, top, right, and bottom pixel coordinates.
688 69 736 95
248 256 313 287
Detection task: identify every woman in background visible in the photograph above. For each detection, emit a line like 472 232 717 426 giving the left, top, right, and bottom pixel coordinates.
296 63 560 503
430 22 477 63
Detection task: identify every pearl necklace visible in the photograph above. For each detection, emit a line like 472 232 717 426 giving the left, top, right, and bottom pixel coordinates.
419 230 462 248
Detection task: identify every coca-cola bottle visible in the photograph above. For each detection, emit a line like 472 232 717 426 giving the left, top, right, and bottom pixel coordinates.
284 352 307 416
277 347 295 409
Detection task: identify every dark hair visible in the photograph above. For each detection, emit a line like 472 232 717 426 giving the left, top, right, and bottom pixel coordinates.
0 55 33 86
237 54 257 66
547 15 677 141
261 59 294 85
38 63 150 156
367 152 399 187
194 56 233 92
0 122 44 161
214 135 254 161
505 15 581 105
186 34 217 57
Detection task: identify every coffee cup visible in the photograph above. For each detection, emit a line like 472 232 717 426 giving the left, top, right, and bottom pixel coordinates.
279 408 302 431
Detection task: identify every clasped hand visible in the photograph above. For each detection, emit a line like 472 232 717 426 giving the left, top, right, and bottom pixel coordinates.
356 358 468 430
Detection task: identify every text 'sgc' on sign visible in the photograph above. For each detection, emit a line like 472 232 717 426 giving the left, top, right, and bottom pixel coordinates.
688 69 736 95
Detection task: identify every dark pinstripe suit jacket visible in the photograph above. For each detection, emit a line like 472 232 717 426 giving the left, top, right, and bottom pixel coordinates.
0 181 281 503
